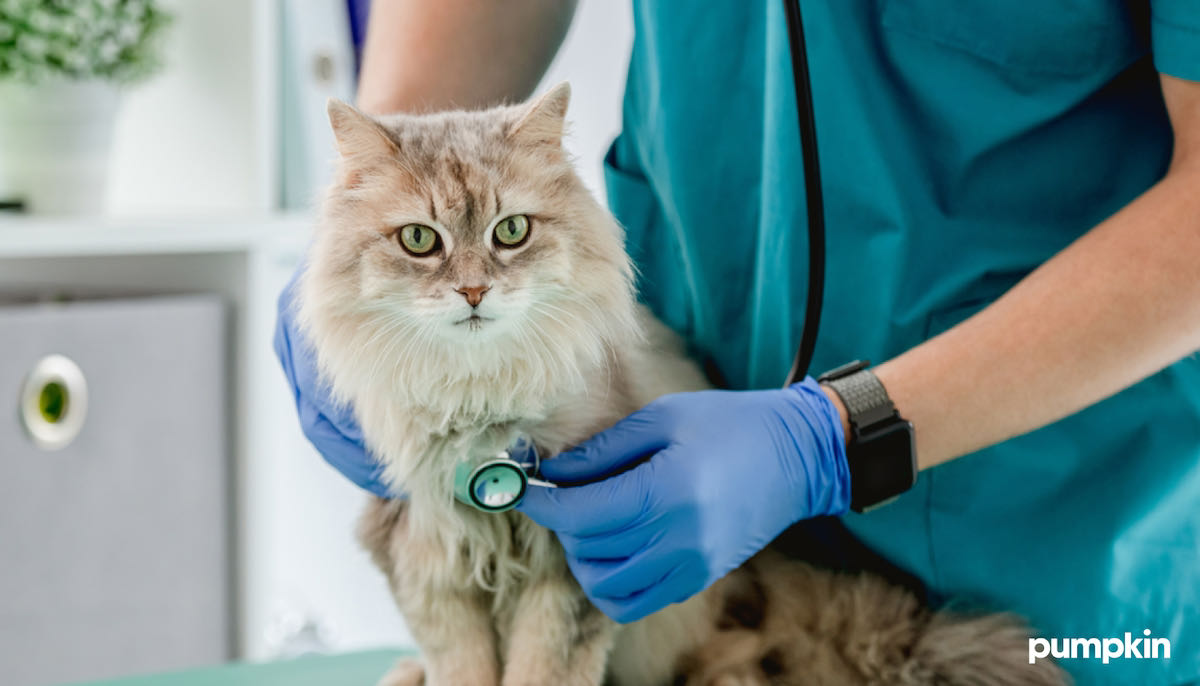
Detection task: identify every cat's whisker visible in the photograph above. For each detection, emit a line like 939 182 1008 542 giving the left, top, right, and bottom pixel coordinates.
542 299 618 358
530 302 609 373
364 316 423 385
360 315 413 362
523 314 587 392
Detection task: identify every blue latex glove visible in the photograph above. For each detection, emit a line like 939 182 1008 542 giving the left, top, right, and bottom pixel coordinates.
518 379 851 623
273 271 392 497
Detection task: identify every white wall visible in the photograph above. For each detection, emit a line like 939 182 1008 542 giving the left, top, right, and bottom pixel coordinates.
104 0 629 218
239 0 635 659
106 0 271 215
543 0 634 198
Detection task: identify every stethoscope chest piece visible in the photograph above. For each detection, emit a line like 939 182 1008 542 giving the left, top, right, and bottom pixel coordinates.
455 457 529 512
453 439 556 513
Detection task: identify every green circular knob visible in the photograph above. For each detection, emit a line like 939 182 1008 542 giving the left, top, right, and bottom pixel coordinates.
20 354 88 451
38 380 68 424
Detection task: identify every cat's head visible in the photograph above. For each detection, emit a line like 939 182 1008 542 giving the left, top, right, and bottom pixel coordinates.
299 83 637 418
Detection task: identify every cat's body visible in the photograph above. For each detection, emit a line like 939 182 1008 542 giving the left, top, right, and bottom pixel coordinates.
353 308 716 686
297 84 1067 686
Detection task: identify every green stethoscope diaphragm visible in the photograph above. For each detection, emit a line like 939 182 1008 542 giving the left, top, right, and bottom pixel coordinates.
453 439 556 513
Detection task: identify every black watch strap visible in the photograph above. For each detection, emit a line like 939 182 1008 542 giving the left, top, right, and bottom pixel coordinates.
818 360 917 512
818 360 896 434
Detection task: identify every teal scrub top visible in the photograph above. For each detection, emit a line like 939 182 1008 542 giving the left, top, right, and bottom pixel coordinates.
605 2 1200 684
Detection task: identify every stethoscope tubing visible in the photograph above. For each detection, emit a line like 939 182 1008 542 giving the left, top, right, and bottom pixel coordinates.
782 0 827 385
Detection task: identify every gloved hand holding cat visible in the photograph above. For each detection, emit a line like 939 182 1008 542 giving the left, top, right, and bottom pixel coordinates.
274 273 391 498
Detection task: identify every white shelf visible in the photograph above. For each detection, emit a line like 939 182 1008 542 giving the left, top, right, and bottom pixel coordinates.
0 213 311 259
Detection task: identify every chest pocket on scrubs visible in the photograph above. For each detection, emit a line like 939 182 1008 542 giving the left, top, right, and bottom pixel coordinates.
880 0 1146 78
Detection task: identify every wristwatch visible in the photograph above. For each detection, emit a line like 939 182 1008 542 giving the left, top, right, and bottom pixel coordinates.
817 360 917 513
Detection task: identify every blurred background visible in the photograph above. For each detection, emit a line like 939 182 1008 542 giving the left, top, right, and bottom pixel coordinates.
0 1 631 684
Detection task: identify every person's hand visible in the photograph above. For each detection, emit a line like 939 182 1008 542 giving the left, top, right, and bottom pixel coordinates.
273 271 392 497
518 379 851 623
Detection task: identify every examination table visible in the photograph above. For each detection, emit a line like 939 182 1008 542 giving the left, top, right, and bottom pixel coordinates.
68 650 409 686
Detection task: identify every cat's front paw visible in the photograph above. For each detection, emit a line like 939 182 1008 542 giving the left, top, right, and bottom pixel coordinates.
377 657 425 686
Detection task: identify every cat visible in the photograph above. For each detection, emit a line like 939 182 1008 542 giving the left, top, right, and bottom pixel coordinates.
296 82 1068 686
680 549 1064 685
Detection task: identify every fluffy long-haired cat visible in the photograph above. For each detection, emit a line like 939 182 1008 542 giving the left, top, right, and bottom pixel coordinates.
296 83 1067 686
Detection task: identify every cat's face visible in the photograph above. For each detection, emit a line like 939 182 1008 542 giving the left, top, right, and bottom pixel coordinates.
314 83 621 345
300 84 635 408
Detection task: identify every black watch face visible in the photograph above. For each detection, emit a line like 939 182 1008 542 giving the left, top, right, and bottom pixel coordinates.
849 421 916 511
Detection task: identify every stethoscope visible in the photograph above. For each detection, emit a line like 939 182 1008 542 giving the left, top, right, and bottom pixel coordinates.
456 0 826 513
453 437 556 512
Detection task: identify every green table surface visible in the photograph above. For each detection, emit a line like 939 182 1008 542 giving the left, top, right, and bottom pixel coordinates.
67 650 409 686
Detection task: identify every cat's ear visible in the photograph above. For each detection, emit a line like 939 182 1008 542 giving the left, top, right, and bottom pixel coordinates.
327 98 398 185
508 82 570 147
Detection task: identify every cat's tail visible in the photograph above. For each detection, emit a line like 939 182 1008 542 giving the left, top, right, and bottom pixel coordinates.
906 612 1071 686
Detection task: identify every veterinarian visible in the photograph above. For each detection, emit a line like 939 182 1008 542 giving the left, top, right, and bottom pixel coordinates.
275 2 1200 683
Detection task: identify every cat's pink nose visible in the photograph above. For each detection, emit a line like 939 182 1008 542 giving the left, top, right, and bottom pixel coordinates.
456 285 491 307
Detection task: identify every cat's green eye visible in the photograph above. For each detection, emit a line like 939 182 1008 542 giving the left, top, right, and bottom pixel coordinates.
493 215 531 248
398 224 441 255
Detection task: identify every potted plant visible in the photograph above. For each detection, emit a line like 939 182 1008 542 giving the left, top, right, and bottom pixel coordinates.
0 0 170 214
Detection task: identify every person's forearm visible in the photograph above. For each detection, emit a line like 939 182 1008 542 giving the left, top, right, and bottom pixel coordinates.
356 0 578 115
878 165 1200 468
823 76 1200 470
829 153 1200 469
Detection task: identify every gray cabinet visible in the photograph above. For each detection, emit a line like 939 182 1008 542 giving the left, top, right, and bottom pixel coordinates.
0 296 232 685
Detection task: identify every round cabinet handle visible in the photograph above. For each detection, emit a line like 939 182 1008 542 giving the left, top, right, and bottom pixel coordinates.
20 354 89 451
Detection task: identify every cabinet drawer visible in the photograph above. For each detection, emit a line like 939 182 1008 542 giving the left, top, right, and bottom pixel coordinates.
0 296 231 685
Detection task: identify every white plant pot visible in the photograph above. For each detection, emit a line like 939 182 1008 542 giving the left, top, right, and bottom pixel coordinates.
0 79 121 215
